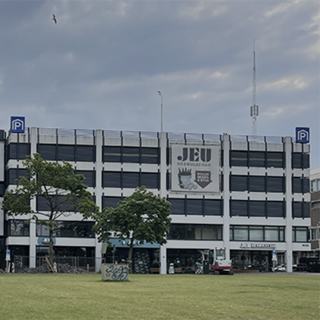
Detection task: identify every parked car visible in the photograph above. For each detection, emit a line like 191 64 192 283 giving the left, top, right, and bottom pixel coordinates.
273 264 298 272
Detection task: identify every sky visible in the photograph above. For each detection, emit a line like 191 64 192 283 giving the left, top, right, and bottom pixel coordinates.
0 0 319 169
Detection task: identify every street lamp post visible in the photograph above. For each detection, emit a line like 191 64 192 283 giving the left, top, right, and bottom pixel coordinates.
158 91 163 132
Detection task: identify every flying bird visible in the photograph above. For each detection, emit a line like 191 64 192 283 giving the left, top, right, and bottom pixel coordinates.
52 14 57 24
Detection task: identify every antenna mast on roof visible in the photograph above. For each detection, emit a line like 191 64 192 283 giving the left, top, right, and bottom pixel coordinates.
250 39 259 137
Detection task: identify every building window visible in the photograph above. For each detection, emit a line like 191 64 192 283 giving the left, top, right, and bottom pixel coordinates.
203 199 222 216
292 227 309 242
103 172 121 188
266 152 284 168
310 179 320 192
141 147 159 164
249 201 266 217
168 224 222 240
57 145 75 161
102 196 123 209
36 221 95 238
7 168 28 185
230 175 248 191
292 177 309 194
249 176 265 192
7 143 30 161
168 198 222 216
103 146 121 162
249 151 265 167
292 153 310 169
230 225 285 242
266 176 285 193
266 201 285 218
7 220 30 236
230 200 248 217
169 198 185 214
37 144 56 160
102 171 159 189
230 151 247 167
292 202 310 218
103 146 160 164
122 147 140 163
76 145 96 162
75 170 95 188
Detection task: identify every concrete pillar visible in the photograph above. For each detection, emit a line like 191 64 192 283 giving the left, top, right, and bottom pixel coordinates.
222 134 231 260
95 130 103 272
28 128 38 267
159 131 168 274
284 136 293 273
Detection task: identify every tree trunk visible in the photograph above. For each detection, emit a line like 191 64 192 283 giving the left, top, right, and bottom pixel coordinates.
48 228 54 272
127 238 134 273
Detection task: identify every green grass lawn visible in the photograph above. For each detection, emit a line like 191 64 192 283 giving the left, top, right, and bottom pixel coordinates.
0 273 319 320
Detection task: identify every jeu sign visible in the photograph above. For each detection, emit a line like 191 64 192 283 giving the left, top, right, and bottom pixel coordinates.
171 144 220 193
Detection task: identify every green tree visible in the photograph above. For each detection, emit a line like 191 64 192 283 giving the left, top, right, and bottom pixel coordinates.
92 186 172 271
2 153 97 268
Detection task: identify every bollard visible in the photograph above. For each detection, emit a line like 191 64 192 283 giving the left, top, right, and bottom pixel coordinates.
87 264 89 273
11 262 15 274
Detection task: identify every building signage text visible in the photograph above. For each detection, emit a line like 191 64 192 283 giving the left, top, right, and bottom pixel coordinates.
240 243 276 249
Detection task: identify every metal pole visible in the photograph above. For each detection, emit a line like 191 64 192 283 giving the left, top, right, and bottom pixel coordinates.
158 91 163 132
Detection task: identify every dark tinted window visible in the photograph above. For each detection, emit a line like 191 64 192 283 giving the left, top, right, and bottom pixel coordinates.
292 153 302 168
267 201 285 218
230 175 248 191
303 202 310 217
292 202 303 218
122 172 139 188
76 145 96 162
267 152 284 168
7 143 30 160
302 153 310 169
57 145 75 161
230 151 247 167
102 196 122 209
103 172 121 188
38 144 56 160
8 169 28 184
8 220 30 236
169 198 185 214
0 182 4 196
249 201 266 217
103 146 121 162
266 176 284 193
186 199 203 215
292 177 302 193
231 200 248 217
249 151 265 167
75 170 95 187
204 199 222 216
122 147 139 163
249 176 265 192
141 147 159 164
141 172 159 189
303 178 309 193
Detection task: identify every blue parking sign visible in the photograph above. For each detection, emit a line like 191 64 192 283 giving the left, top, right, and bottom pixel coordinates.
296 127 309 143
11 116 25 133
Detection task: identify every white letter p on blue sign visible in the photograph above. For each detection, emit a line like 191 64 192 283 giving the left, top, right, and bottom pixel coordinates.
10 117 25 133
296 127 309 143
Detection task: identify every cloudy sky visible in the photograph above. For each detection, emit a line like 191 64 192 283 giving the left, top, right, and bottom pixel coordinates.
0 0 319 168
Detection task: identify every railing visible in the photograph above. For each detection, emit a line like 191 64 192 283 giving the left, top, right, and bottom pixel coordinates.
14 127 290 144
13 255 96 273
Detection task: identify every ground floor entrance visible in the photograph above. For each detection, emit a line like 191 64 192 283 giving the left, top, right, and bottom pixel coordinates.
230 250 273 271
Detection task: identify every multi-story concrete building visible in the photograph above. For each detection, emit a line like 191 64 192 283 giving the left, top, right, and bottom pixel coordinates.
310 169 320 255
0 127 311 273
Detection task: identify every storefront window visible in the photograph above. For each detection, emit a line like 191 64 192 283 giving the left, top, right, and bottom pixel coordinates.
265 227 279 241
234 226 248 241
249 227 264 241
8 220 29 236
